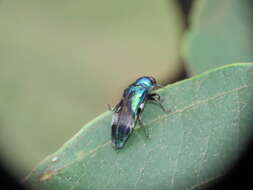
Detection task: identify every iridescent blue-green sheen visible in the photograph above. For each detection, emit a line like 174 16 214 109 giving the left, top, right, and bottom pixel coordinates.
124 76 155 115
124 85 148 117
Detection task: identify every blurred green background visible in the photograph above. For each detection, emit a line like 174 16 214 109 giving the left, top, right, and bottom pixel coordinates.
0 0 184 177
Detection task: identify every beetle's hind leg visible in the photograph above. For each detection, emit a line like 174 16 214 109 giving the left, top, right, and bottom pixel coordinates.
137 114 150 139
108 99 123 112
148 93 170 113
107 104 113 111
136 107 150 139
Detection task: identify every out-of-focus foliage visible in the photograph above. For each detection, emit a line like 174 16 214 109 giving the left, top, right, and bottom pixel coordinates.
0 0 183 175
184 0 253 74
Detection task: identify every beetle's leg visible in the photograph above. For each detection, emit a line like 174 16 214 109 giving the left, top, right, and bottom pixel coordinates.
156 84 163 88
137 113 150 139
108 99 123 113
148 93 170 113
149 93 161 101
107 104 117 112
107 104 113 111
137 107 150 138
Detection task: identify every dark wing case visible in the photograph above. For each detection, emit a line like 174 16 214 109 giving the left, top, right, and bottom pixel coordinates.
111 97 135 148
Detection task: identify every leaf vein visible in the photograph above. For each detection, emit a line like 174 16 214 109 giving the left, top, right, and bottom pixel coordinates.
32 82 253 182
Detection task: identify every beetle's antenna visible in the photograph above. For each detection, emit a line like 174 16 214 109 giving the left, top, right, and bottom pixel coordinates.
156 84 163 88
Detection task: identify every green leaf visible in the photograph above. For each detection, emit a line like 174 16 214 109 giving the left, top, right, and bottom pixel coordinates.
183 0 253 74
25 63 253 190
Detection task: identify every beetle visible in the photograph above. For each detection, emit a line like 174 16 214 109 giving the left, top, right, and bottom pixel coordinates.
110 76 169 149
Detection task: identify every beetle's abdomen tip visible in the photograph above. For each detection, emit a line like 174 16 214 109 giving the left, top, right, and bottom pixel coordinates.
112 141 124 149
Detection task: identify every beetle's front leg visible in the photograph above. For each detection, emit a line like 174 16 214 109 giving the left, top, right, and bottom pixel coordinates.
148 93 170 113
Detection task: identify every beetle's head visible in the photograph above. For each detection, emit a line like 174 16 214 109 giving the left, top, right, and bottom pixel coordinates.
135 76 157 89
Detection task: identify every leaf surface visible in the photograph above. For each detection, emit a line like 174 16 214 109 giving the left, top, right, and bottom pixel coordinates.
26 63 253 190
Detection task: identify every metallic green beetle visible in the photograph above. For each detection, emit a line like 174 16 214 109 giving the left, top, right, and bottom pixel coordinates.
111 76 169 149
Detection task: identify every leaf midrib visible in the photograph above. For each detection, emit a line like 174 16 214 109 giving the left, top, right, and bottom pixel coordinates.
36 82 253 182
